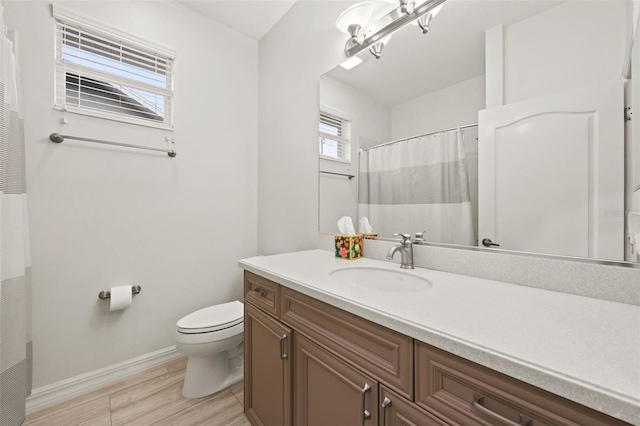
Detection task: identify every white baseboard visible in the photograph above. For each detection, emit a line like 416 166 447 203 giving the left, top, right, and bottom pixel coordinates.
26 346 181 415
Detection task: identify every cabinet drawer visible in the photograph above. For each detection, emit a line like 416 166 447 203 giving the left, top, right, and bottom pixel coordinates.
281 287 413 399
244 271 280 318
380 385 450 426
415 343 630 426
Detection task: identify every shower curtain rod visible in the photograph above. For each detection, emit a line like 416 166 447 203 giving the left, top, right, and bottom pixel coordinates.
359 123 478 152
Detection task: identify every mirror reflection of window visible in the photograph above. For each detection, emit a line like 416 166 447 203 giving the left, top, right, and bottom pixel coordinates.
319 110 351 163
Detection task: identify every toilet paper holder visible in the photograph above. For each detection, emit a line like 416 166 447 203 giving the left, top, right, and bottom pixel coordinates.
99 285 141 300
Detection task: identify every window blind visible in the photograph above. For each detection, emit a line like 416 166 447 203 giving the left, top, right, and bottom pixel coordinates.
54 15 175 129
319 111 351 162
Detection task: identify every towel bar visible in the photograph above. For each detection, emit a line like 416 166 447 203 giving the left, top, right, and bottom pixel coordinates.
50 133 176 157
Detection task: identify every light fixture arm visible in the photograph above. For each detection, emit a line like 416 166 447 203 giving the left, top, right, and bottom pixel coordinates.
344 0 446 58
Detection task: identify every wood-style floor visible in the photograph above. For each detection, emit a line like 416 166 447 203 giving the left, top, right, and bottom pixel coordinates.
23 357 250 426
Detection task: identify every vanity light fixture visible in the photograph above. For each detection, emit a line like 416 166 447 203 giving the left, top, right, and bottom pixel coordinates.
336 0 446 60
335 2 376 45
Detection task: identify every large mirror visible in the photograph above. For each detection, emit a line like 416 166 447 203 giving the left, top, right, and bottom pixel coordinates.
319 0 640 264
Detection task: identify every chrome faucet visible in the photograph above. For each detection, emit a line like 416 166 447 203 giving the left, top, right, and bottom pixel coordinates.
386 233 414 269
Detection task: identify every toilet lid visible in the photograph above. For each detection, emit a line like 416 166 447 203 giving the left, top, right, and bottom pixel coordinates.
177 301 244 334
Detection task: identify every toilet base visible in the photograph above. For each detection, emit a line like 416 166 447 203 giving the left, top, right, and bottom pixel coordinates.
181 348 244 399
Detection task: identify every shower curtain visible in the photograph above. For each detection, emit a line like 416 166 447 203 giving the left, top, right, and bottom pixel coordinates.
0 6 32 425
359 128 475 245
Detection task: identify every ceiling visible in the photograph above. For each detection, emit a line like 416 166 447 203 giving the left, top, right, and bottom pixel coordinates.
328 0 564 106
177 0 566 103
178 0 297 40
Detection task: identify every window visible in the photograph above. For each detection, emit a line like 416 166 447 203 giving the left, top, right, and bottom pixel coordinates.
53 7 175 129
319 109 351 163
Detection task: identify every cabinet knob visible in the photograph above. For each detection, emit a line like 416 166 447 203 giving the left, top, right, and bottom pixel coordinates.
253 287 268 297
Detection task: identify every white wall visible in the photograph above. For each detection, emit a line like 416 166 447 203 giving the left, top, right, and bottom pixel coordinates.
258 1 351 255
391 75 485 139
4 1 258 388
318 75 391 235
503 1 628 104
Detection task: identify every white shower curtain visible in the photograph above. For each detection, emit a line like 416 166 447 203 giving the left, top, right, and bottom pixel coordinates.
359 128 475 245
0 6 32 425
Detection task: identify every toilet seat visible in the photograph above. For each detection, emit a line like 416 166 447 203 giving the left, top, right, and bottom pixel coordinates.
177 301 243 334
175 321 243 345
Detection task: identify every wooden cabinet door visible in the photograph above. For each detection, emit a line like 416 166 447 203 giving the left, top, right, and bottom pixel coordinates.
245 303 292 426
379 385 450 426
295 334 378 426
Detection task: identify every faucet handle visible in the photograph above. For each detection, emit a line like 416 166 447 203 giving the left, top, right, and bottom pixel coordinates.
393 233 412 243
414 230 426 241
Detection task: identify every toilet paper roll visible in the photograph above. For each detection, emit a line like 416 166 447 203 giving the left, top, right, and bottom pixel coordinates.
110 285 132 311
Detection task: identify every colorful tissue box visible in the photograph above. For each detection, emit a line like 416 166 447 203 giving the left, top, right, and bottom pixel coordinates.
334 234 363 260
362 233 378 240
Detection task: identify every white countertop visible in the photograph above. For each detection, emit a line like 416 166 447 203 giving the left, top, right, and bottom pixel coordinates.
239 249 640 425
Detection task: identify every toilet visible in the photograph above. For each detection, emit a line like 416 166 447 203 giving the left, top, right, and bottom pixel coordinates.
174 300 244 398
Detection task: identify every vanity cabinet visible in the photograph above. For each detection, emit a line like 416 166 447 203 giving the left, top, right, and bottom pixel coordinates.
243 271 630 426
244 302 292 426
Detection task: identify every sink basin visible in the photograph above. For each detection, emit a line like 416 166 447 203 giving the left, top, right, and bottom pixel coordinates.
329 266 432 293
